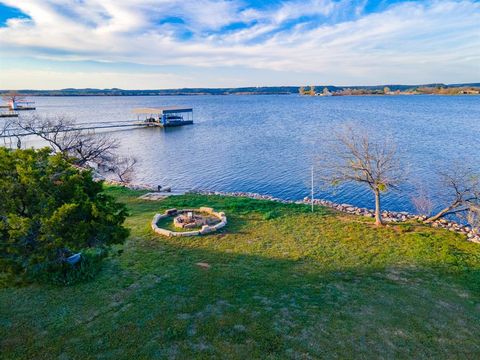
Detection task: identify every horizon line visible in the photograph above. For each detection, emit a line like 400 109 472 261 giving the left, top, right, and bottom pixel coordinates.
2 82 480 92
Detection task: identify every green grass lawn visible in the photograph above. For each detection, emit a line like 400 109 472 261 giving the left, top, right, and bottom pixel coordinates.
1 186 480 359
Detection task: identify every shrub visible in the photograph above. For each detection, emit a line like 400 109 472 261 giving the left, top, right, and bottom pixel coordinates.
30 247 108 286
0 148 129 282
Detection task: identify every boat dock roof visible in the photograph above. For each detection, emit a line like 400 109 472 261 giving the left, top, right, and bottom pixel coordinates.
133 106 193 114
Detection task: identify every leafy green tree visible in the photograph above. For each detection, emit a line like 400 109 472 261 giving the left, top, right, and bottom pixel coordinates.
0 148 129 279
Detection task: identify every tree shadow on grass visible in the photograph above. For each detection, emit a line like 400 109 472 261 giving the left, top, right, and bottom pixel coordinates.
2 191 480 358
2 233 480 359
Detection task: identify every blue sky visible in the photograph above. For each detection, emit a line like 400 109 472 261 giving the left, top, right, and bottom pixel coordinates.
0 0 479 89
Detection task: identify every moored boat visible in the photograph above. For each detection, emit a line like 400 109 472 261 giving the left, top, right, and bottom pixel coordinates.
133 106 194 127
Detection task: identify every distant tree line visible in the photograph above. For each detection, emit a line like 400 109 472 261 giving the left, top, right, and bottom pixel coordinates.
1 84 479 97
299 86 480 96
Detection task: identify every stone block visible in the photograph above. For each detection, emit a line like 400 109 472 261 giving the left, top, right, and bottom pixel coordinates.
155 228 172 237
200 207 214 214
151 214 160 224
181 231 200 237
213 221 226 230
200 225 214 234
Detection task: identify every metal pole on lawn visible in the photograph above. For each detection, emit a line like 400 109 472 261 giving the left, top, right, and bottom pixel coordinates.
311 165 314 212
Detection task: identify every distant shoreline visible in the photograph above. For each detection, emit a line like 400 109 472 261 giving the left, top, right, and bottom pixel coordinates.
1 93 479 97
1 83 479 97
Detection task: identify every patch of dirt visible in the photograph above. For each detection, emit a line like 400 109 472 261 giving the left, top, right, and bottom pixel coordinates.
137 193 168 201
196 262 211 269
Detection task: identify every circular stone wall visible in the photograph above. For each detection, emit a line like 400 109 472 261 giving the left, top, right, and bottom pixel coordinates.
151 207 227 237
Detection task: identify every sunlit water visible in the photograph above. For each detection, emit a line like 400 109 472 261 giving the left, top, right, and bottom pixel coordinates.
3 95 479 213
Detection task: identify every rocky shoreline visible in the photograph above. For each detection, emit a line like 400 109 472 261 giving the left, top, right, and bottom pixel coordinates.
191 190 480 244
106 181 480 244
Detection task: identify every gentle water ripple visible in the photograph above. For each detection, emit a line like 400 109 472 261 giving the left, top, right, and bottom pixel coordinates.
4 95 479 213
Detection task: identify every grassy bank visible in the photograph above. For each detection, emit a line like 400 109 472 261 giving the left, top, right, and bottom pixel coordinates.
1 186 480 359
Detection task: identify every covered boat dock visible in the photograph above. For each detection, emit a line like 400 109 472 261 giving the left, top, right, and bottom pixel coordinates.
133 106 193 127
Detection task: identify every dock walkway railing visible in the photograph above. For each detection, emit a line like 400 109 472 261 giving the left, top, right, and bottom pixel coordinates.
0 120 149 138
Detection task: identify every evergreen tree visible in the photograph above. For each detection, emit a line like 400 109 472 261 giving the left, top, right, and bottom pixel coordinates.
0 148 129 278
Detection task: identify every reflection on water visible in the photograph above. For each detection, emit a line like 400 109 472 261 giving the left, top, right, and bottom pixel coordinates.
3 95 479 212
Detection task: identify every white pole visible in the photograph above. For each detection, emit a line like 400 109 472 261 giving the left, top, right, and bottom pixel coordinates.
311 165 314 212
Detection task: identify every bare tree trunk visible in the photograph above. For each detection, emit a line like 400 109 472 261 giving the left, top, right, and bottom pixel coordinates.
425 203 458 223
374 189 383 226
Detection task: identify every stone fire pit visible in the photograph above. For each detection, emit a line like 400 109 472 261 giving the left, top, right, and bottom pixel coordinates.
173 211 217 229
152 207 227 237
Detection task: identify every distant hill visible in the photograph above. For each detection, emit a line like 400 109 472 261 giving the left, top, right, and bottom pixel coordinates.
1 83 479 96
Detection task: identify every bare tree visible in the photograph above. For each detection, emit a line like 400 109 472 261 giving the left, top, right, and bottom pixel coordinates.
318 126 404 226
16 115 119 167
425 166 480 223
107 156 138 183
16 114 141 182
1 118 22 149
411 186 434 217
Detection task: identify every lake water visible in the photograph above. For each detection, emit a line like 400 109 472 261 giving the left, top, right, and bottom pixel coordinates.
5 95 480 213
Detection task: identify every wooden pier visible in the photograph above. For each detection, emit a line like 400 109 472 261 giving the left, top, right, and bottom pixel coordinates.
0 112 19 118
0 106 194 138
0 120 147 138
8 100 36 111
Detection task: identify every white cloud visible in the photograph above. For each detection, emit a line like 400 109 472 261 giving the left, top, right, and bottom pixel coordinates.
0 0 479 87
